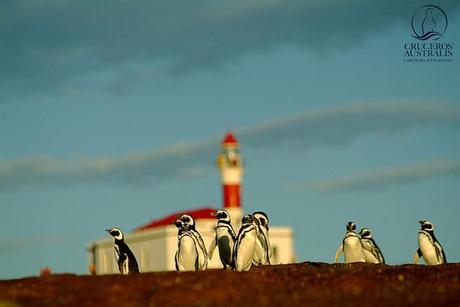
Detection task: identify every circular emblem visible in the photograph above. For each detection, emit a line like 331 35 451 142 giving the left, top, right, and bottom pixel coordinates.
411 5 448 41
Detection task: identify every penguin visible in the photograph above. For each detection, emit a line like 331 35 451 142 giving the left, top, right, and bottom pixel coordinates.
335 222 366 263
359 227 385 264
252 211 271 266
233 214 258 271
208 209 237 269
414 220 446 265
106 227 139 275
174 219 186 271
174 214 208 271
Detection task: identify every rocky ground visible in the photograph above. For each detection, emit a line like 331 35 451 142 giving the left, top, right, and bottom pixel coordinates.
1 262 459 307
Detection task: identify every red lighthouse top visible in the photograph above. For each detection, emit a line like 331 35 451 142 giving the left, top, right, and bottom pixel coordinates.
222 132 239 146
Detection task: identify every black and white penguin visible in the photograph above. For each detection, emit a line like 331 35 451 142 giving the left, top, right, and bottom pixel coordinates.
252 211 271 266
414 220 446 265
335 221 366 263
208 209 237 269
233 214 258 271
359 227 385 264
106 227 139 275
174 214 208 271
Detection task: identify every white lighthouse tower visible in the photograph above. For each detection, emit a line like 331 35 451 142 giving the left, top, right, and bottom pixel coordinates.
216 132 243 229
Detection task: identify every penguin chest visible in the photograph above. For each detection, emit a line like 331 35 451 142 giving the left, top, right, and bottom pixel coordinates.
178 236 198 270
419 234 440 265
253 238 265 264
236 230 257 270
343 236 365 263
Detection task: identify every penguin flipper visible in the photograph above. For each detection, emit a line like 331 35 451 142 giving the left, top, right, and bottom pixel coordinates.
363 249 379 264
334 244 344 263
122 255 129 275
232 239 239 267
126 249 139 274
441 250 447 264
434 242 447 264
413 248 422 264
175 250 179 271
259 228 271 265
191 230 208 269
208 235 217 260
129 258 140 274
369 245 384 264
266 234 272 262
378 250 385 264
113 245 120 263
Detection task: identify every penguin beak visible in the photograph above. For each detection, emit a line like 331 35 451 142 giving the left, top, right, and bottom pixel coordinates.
419 220 424 225
210 212 217 217
105 229 111 233
174 220 182 228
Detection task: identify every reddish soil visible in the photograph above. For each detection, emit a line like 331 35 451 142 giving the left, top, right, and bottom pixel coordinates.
1 262 459 307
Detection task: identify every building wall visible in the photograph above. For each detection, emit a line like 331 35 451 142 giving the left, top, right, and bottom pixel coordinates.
269 227 296 264
89 220 295 274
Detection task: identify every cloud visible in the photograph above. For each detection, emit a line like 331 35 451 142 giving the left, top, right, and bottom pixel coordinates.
2 0 459 97
0 139 218 189
295 160 460 192
0 102 459 190
238 102 460 149
0 240 32 255
0 237 63 255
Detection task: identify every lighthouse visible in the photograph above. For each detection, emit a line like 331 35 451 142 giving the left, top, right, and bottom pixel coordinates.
88 131 295 274
217 132 243 229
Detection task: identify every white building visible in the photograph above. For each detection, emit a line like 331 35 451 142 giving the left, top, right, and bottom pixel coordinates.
88 132 295 274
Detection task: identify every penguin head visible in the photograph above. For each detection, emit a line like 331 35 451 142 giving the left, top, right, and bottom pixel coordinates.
106 227 124 241
174 219 184 229
174 219 187 236
359 227 372 239
213 209 231 222
179 214 196 230
253 211 269 230
241 214 254 225
346 222 356 232
419 220 434 231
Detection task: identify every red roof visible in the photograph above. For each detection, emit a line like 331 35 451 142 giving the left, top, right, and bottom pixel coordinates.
135 207 217 232
222 132 239 145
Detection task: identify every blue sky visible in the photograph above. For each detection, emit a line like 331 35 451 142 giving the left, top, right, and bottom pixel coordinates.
1 0 460 278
